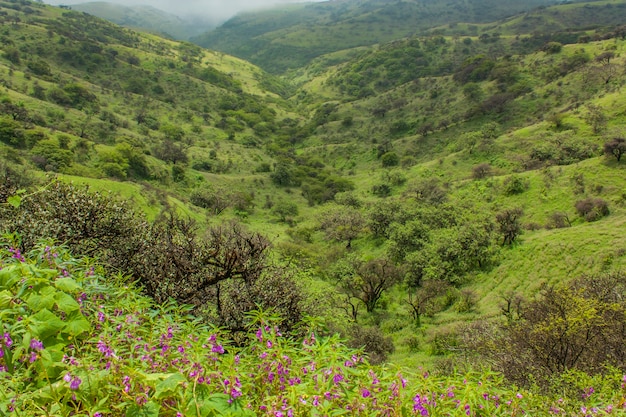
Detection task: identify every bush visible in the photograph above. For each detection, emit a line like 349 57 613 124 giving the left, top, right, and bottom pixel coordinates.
546 211 571 229
472 163 492 179
575 197 609 221
503 175 528 195
471 273 626 389
381 152 399 167
0 180 143 257
347 325 395 365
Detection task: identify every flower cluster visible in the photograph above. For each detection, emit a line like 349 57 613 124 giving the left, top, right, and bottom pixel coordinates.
2 243 626 417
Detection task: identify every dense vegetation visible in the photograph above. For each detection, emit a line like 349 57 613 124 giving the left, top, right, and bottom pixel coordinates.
2 0 626 414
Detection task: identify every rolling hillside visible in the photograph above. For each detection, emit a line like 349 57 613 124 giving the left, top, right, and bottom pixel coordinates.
1 0 626 398
194 0 567 73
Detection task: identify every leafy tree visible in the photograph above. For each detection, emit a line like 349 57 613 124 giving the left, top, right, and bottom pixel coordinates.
319 205 365 249
0 116 25 147
336 257 402 314
366 199 409 238
387 220 429 262
153 140 188 164
472 163 492 179
404 178 447 205
541 41 562 54
603 137 626 162
584 104 607 134
31 139 73 171
406 279 451 327
271 200 299 223
189 188 230 215
0 102 29 121
406 219 497 285
381 152 399 167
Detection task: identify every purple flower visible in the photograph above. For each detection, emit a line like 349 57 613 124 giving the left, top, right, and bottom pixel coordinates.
30 339 44 351
64 373 81 390
211 345 224 354
361 388 371 398
3 333 12 348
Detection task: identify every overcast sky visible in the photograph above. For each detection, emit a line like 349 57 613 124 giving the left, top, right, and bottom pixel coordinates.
42 0 320 22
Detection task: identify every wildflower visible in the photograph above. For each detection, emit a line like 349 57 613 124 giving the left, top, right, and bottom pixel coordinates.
361 388 371 398
29 339 44 351
64 373 81 390
3 333 12 348
211 344 224 354
333 373 344 385
516 393 523 399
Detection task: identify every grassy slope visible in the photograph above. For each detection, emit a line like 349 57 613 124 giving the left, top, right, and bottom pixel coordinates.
2 0 626 371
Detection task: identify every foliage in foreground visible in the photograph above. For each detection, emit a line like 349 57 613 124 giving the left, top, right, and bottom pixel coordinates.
1 243 626 416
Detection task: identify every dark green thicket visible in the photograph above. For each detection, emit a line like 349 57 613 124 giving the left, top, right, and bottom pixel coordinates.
465 273 626 390
0 179 307 334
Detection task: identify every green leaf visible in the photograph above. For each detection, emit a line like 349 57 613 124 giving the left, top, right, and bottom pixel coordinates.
25 286 57 312
63 311 92 337
0 290 12 309
126 401 160 417
0 267 20 289
54 277 82 294
6 195 21 208
29 309 65 341
154 373 186 399
54 292 80 313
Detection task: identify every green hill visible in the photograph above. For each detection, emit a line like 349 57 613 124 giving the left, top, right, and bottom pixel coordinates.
193 0 567 73
1 0 626 403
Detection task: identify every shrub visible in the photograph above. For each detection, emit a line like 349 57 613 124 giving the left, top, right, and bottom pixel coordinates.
471 273 626 389
347 325 395 365
503 175 528 195
381 152 399 167
472 163 492 179
546 211 571 229
496 207 523 245
575 197 609 221
0 180 143 257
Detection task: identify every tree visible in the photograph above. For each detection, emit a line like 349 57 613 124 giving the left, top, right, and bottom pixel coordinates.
604 137 626 162
319 206 365 248
407 280 451 327
131 217 271 307
584 104 607 134
496 207 523 245
338 257 402 314
271 200 299 223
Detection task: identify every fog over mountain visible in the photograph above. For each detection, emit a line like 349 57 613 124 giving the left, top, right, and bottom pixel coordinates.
43 0 320 23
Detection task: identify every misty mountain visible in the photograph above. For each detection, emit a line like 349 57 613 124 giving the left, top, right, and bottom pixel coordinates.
192 0 566 73
70 1 214 39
